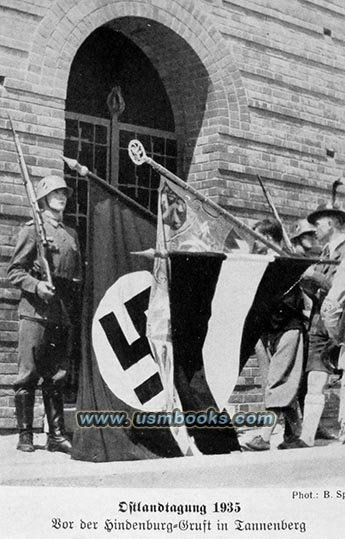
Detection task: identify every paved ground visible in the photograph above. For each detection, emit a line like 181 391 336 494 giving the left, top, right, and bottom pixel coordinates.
1 426 344 488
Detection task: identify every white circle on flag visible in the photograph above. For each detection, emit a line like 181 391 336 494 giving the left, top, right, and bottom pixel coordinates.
92 271 166 410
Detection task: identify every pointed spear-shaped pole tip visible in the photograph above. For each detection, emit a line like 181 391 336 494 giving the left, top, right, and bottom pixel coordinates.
130 248 168 259
131 248 155 259
62 155 89 177
0 79 11 124
0 80 17 131
0 78 9 98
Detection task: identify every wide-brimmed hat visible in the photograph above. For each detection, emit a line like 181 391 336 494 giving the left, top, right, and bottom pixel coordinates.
290 219 316 241
307 202 345 225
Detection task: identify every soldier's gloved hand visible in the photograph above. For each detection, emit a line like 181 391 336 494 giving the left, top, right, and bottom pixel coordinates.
36 281 55 301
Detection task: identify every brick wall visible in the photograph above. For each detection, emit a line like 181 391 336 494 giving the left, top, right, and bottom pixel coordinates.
1 0 345 430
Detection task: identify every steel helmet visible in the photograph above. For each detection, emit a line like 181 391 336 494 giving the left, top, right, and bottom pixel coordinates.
35 175 73 201
290 219 316 241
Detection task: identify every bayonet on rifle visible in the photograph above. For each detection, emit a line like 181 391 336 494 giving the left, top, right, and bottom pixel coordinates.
7 113 54 288
257 174 295 254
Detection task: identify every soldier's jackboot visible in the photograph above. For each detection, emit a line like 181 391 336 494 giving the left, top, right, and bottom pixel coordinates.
283 404 302 440
15 389 35 452
43 388 72 454
277 404 302 449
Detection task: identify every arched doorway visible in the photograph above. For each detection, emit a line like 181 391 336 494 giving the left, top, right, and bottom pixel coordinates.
63 25 179 246
62 24 188 401
3 0 250 418
39 7 245 403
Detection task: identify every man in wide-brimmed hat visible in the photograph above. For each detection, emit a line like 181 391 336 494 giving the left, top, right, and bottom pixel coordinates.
321 254 345 445
284 201 345 448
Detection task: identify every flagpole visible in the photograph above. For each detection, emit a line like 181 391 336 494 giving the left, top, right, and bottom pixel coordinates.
127 139 288 257
62 155 157 222
62 151 338 266
256 173 295 254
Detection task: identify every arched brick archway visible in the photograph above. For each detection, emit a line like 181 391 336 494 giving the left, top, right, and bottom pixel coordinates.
22 0 250 186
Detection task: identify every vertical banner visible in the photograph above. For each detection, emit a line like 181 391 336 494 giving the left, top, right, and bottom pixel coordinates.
168 252 241 454
239 257 314 372
72 179 182 461
146 176 251 455
203 253 273 409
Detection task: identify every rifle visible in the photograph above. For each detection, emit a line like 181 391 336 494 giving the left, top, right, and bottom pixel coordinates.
256 174 295 254
7 113 54 289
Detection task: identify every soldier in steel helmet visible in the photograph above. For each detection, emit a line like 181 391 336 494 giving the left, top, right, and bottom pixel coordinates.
7 175 82 454
290 218 320 257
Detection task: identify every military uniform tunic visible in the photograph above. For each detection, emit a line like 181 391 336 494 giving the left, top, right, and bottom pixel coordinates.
304 235 345 373
7 212 82 390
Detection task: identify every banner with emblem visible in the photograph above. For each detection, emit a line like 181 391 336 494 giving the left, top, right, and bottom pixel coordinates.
72 171 314 462
72 178 184 462
72 175 245 461
146 177 249 455
146 177 251 454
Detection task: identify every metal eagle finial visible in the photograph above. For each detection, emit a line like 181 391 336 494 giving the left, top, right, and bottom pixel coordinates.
332 178 343 207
